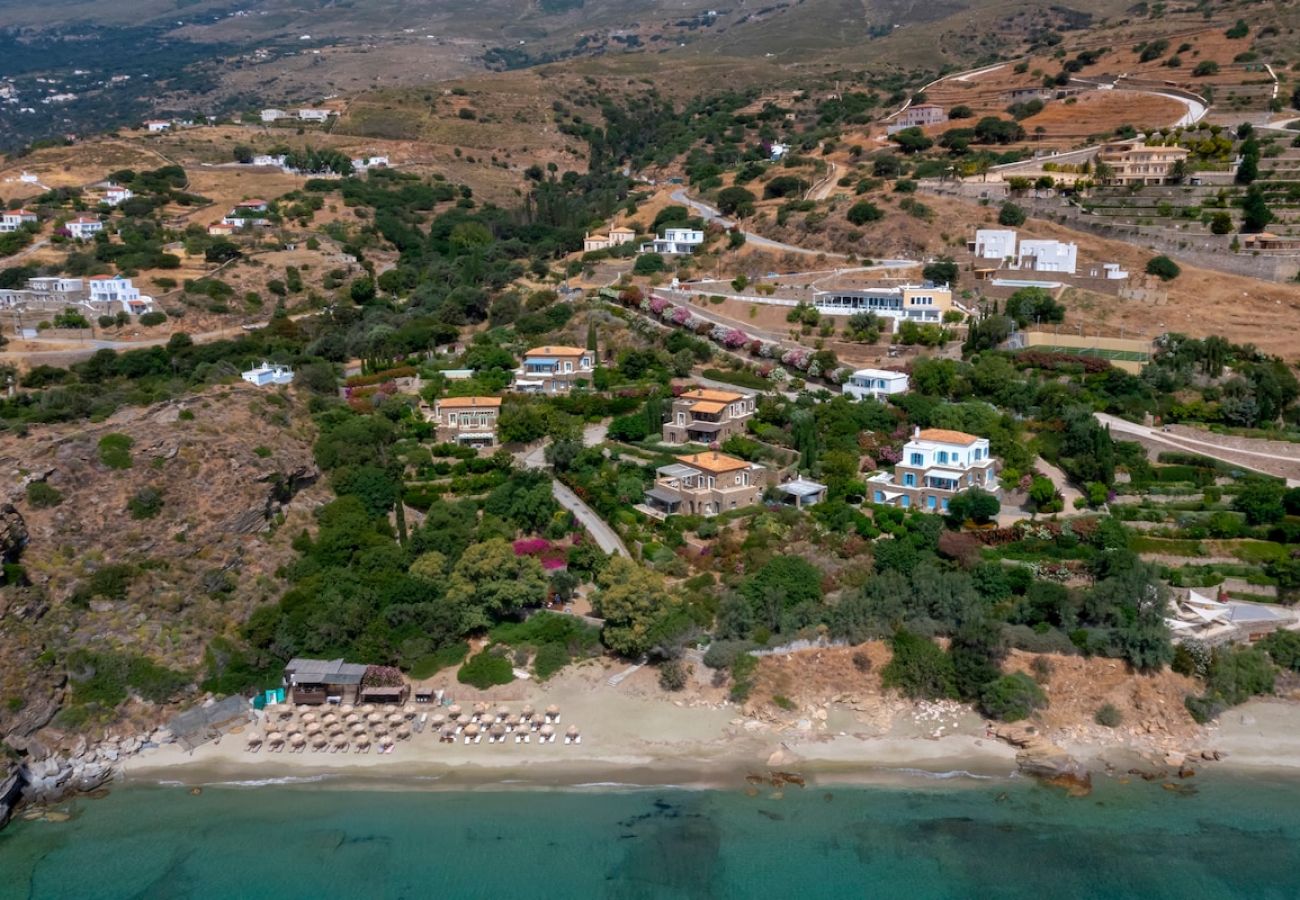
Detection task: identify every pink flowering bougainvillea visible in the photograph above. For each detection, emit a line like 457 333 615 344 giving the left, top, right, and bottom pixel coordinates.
512 538 551 556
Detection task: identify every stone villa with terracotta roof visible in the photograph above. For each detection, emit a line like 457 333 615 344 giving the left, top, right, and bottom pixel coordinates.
643 451 766 518
867 427 999 512
663 388 755 445
430 395 502 447
583 226 635 253
511 345 595 394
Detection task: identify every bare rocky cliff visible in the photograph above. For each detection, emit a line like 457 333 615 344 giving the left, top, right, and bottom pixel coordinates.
0 382 325 757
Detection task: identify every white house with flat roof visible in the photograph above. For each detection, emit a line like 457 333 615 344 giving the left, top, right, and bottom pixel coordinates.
640 227 704 255
812 283 954 328
102 184 133 206
842 368 909 401
971 229 1017 261
242 362 294 386
1018 239 1077 274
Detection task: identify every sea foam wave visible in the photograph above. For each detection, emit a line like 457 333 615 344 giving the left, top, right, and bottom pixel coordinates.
208 774 338 788
887 768 1000 781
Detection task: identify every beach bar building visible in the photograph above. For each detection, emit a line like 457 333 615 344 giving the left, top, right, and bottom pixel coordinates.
283 658 368 705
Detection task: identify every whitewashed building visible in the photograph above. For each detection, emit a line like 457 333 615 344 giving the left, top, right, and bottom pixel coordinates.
1018 239 1077 274
970 229 1017 260
65 217 103 240
640 227 704 255
868 427 1000 512
102 184 134 206
242 362 295 386
842 368 909 401
0 209 37 232
88 275 153 314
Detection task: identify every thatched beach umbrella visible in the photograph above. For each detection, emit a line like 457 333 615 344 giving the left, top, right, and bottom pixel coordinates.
373 724 389 737
306 721 323 734
367 712 384 725
339 704 355 715
521 704 535 718
396 724 412 740
531 714 546 730
301 711 318 723
539 724 555 742
289 732 306 748
311 735 328 750
457 713 474 727
439 724 456 742
403 704 417 719
328 724 345 737
463 723 480 739
566 725 579 741
246 732 262 746
505 714 521 731
472 701 489 717
382 704 398 715
387 712 404 725
345 713 360 725
277 705 295 721
351 723 368 736
545 704 560 722
267 730 283 743
379 734 395 748
489 723 507 742
360 704 376 715
332 735 349 751
430 713 447 728
356 734 371 748
322 713 338 725
495 705 509 721
447 704 463 717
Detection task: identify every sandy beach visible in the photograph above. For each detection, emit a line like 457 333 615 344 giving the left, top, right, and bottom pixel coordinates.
115 658 1300 792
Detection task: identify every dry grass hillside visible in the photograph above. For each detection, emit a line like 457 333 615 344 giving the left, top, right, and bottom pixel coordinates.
0 383 325 747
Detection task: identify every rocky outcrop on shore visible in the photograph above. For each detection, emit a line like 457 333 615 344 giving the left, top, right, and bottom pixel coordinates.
995 724 1093 795
0 728 179 830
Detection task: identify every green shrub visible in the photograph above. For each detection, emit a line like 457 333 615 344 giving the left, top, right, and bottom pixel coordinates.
25 481 63 508
979 672 1047 721
1094 703 1123 727
729 652 758 702
658 659 688 691
881 629 956 700
98 433 134 469
1145 255 1181 281
409 643 469 679
703 639 757 669
139 311 168 327
1260 630 1300 671
533 642 571 680
70 563 136 607
457 649 514 689
128 486 164 519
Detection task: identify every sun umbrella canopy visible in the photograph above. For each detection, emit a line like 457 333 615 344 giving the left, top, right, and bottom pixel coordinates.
387 712 404 725
545 704 560 716
301 712 317 723
332 735 349 748
246 733 262 744
431 714 446 726
473 702 489 715
345 713 360 724
312 735 328 748
440 724 456 737
367 712 383 724
290 733 306 746
339 704 355 715
360 704 376 715
447 704 462 716
322 713 338 725
351 723 368 735
382 704 398 714
267 731 283 742
396 724 412 737
457 713 474 726
521 704 535 717
464 723 480 736
566 725 579 736
490 723 506 737
356 734 371 746
306 722 323 734
495 705 509 719
403 704 417 718
379 735 395 746
539 724 555 736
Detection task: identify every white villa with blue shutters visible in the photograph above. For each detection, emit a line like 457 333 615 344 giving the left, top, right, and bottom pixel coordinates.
868 428 999 512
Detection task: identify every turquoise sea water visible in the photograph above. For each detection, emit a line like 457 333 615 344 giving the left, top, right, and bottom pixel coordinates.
2 772 1300 899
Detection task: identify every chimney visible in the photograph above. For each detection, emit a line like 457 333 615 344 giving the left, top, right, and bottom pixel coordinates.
913 426 920 439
